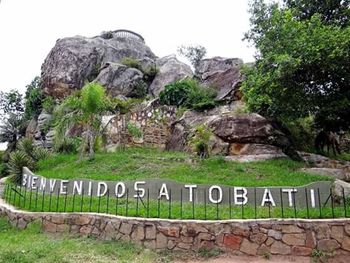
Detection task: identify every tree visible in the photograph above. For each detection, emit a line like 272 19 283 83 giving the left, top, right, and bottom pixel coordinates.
242 0 350 132
24 76 43 120
0 90 25 159
177 45 207 71
55 82 109 161
284 0 350 27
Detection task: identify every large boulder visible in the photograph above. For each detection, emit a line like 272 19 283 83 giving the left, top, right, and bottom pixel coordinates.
166 106 300 160
41 31 156 97
209 114 300 160
196 57 244 102
94 62 147 98
149 55 193 97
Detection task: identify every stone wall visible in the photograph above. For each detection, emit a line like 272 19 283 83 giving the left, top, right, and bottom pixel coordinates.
1 199 350 257
104 101 177 150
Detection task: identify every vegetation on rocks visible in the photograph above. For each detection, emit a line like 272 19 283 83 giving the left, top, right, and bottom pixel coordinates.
54 82 110 161
159 78 217 111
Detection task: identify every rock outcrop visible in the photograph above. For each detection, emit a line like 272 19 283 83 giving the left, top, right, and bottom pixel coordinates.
41 32 156 97
26 111 55 149
197 57 244 102
166 105 299 160
149 55 193 97
94 62 147 98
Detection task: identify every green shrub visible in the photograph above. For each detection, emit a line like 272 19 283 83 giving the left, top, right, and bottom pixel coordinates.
159 79 217 111
107 97 142 114
7 139 50 183
7 151 35 184
286 116 316 152
42 96 55 114
121 57 159 83
188 124 213 159
54 137 81 154
127 123 143 138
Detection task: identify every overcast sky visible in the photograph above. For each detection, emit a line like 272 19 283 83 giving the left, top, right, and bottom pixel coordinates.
0 0 255 95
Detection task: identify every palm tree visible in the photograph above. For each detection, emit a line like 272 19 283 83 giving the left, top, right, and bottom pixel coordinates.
55 82 108 161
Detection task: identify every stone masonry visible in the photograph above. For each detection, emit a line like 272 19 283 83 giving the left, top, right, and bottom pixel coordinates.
1 199 350 257
104 101 177 150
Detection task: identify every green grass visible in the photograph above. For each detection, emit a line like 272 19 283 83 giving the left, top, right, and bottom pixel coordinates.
4 185 347 220
36 147 332 187
0 217 158 263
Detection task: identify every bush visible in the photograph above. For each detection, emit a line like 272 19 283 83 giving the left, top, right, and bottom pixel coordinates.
188 124 213 158
159 79 217 111
107 97 142 114
7 139 50 183
286 116 316 152
54 137 81 154
7 151 35 184
127 123 143 138
42 96 55 114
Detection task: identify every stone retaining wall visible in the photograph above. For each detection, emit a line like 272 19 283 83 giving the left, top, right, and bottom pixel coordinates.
1 199 350 257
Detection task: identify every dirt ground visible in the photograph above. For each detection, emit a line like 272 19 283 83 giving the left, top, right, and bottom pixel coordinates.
177 254 349 263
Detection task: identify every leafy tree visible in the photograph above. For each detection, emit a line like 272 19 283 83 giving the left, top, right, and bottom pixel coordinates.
242 0 350 132
24 76 43 120
284 0 350 27
55 82 109 161
0 90 24 118
0 90 25 159
177 45 207 71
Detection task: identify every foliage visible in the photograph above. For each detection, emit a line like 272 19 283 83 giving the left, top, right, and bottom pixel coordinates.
0 90 24 118
54 82 109 161
121 57 159 83
284 0 350 27
7 151 34 184
24 76 43 120
177 45 207 70
0 151 7 177
106 97 141 114
285 116 316 152
188 125 213 159
42 96 55 114
54 137 81 154
127 123 143 138
6 139 50 183
242 1 350 132
159 79 217 111
197 247 222 259
0 90 26 155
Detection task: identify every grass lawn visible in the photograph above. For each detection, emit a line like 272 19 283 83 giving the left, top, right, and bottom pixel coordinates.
36 147 332 187
0 217 159 263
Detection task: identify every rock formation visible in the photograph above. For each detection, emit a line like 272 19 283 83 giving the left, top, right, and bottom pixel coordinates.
149 55 193 97
33 29 302 160
41 31 156 97
196 57 244 102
